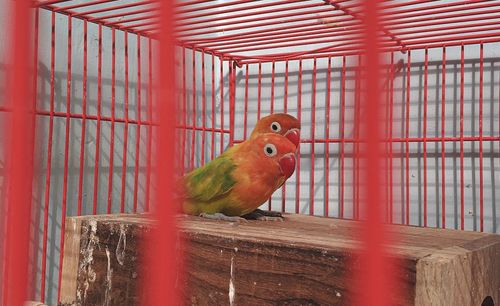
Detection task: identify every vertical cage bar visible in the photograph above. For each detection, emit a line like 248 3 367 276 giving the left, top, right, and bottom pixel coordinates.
92 24 103 215
243 64 249 140
147 0 182 302
282 60 289 212
284 60 289 113
385 63 390 222
295 59 303 214
423 48 428 227
201 50 206 164
497 55 500 233
460 44 465 230
358 0 392 302
354 55 361 220
190 49 196 170
30 9 40 299
2 0 35 303
133 34 142 213
107 28 116 214
120 31 130 214
325 56 332 217
145 38 153 212
40 11 56 302
269 60 275 210
211 54 215 159
258 62 262 121
405 51 411 225
271 61 275 113
229 61 236 147
340 56 346 219
389 52 394 224
310 57 317 215
57 15 73 301
181 48 187 174
220 57 224 154
479 43 484 232
77 20 88 217
441 47 446 228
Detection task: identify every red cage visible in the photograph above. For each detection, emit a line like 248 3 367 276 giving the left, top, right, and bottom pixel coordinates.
1 0 500 304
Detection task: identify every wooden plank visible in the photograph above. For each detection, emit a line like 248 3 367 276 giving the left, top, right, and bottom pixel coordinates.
59 217 82 305
59 213 500 306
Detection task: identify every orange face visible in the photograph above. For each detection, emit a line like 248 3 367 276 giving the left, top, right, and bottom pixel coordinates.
249 113 301 148
244 133 297 179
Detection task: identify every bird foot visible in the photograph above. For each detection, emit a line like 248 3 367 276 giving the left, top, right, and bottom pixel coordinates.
242 209 284 221
199 212 248 222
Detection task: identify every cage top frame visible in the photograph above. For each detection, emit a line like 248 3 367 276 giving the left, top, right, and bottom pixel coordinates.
35 0 500 63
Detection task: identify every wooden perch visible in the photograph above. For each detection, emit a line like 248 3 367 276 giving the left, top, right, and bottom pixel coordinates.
59 214 499 306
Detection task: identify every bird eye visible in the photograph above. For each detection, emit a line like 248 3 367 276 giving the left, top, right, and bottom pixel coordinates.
270 121 281 132
263 144 277 157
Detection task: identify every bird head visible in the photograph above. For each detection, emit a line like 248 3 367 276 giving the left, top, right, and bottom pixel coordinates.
249 133 297 179
250 113 301 149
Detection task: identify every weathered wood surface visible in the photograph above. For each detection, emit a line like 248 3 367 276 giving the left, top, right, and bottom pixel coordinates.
59 213 500 306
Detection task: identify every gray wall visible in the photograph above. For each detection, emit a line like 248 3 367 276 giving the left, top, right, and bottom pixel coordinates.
227 50 500 233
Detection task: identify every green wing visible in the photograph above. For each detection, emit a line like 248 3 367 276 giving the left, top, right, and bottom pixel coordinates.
184 155 237 203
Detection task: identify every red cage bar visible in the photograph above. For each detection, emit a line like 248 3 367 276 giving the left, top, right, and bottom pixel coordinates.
1 0 499 304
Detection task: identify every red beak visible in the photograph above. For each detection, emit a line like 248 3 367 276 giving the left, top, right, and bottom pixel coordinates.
279 154 296 178
285 129 300 148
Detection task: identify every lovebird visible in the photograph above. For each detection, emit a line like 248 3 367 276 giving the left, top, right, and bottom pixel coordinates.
179 133 297 221
250 113 301 148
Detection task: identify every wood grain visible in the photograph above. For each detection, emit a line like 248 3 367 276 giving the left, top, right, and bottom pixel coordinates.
59 213 500 306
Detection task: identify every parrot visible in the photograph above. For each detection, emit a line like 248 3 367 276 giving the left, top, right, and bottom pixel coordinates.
179 133 297 222
249 113 301 148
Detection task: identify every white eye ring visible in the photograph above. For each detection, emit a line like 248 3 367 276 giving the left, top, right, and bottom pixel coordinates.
270 121 281 132
263 144 277 157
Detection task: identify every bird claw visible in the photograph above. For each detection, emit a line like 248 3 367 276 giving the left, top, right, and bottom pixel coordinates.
242 209 284 221
199 212 248 223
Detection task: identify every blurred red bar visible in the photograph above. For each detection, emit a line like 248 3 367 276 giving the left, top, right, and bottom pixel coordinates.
143 0 181 304
2 0 35 305
353 0 394 305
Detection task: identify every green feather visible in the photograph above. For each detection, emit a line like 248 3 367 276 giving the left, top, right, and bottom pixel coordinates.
184 154 237 203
